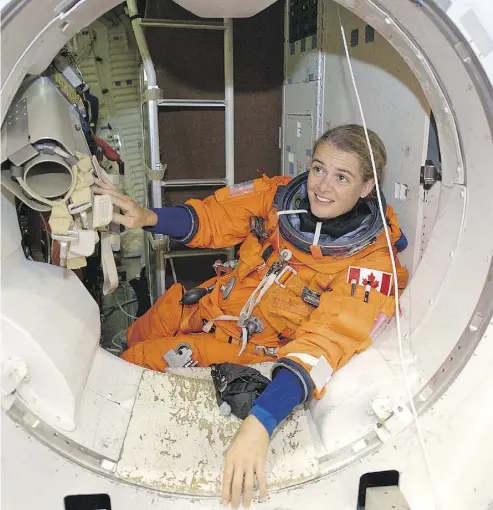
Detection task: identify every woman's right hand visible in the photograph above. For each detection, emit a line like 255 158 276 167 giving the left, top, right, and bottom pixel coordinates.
92 178 158 229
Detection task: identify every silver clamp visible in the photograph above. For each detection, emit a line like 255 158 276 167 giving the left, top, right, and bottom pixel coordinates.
51 230 79 267
142 87 164 104
146 163 166 181
68 201 91 214
148 232 169 251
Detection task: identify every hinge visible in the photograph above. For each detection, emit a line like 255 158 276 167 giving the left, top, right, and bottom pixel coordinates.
420 159 442 191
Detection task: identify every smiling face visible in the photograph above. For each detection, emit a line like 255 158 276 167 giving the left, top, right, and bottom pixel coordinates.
307 142 375 220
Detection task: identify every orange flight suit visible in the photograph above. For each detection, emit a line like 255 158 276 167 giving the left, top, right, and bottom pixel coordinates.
122 175 408 398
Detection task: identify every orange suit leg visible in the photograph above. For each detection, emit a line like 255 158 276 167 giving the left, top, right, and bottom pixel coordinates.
126 283 186 347
121 333 269 372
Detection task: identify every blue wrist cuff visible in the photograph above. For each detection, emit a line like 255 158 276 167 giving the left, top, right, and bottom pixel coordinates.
247 367 306 436
142 205 193 238
249 406 278 437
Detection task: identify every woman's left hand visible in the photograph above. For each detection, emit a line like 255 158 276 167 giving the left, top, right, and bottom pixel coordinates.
221 415 269 508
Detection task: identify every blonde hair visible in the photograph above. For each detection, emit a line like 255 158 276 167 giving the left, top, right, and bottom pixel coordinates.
313 124 387 187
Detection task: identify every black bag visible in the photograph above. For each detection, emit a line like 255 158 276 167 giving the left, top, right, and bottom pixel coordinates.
210 363 271 420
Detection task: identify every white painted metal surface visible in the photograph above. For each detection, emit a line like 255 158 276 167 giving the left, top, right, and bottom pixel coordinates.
282 2 323 177
50 349 142 461
1 190 100 431
283 81 319 176
116 370 319 494
321 1 430 274
171 0 278 19
3 320 493 509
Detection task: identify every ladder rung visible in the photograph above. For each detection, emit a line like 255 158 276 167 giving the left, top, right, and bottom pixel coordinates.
158 99 226 108
163 248 231 259
140 18 225 30
161 178 227 188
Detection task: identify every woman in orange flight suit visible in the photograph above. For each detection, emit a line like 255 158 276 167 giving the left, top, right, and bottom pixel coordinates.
93 124 408 509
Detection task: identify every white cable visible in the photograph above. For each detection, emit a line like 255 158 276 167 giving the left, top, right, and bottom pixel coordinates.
277 209 308 215
169 257 178 285
313 221 322 246
163 257 167 292
115 291 138 320
337 8 440 508
110 329 126 350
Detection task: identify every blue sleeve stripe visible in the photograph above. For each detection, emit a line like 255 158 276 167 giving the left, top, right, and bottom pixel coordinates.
248 367 305 436
249 406 278 437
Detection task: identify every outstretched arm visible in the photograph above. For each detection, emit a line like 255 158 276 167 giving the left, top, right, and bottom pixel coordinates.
221 368 306 509
92 175 290 248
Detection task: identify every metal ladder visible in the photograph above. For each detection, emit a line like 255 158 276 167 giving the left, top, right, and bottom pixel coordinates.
127 0 234 300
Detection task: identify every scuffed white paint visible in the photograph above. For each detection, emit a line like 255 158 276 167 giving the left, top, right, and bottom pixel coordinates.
116 370 319 495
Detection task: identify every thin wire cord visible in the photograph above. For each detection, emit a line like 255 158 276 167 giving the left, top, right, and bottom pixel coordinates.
169 257 178 285
337 7 440 508
103 298 138 319
110 329 126 351
115 291 138 320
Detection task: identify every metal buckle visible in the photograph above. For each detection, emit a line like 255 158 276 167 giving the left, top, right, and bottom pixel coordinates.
274 265 297 288
68 202 91 214
301 287 321 307
51 230 79 267
51 230 79 243
255 345 278 357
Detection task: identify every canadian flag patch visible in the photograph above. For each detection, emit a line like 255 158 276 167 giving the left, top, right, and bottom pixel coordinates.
347 266 393 296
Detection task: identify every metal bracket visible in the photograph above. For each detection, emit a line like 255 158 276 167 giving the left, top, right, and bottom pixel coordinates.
142 87 164 104
420 159 442 191
163 343 197 368
148 232 169 251
146 163 166 181
370 396 413 443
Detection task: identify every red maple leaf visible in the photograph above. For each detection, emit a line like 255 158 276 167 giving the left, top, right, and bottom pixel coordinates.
362 273 380 289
